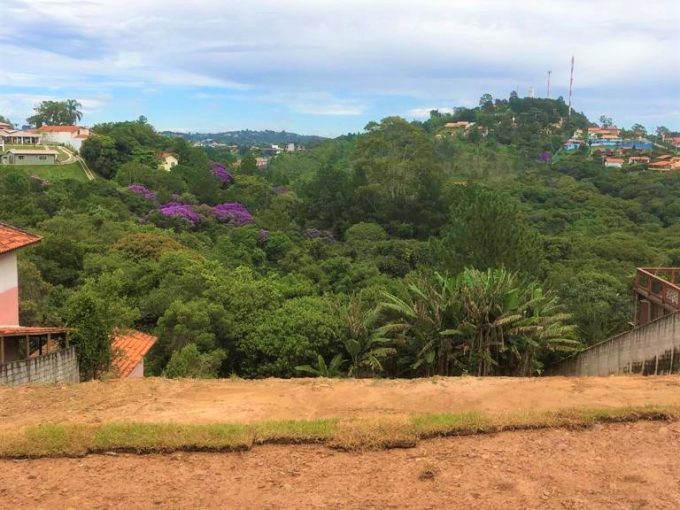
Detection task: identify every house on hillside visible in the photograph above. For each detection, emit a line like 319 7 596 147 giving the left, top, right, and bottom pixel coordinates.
0 128 41 145
628 156 650 165
159 152 179 171
37 125 90 151
0 223 77 386
562 139 582 151
1 149 58 166
111 330 157 378
604 157 624 168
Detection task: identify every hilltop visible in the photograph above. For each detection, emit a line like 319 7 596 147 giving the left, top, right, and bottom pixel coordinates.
161 129 328 148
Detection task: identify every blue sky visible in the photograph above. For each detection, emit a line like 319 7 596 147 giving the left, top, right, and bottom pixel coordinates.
1 0 678 137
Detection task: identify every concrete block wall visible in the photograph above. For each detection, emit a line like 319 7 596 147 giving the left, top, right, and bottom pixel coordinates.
0 346 80 386
550 313 680 376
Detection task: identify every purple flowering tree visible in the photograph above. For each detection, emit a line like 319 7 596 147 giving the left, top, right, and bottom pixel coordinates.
212 202 254 226
159 202 201 224
128 183 157 201
211 163 233 184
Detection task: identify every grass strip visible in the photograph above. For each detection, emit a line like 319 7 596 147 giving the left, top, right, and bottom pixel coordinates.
0 405 676 458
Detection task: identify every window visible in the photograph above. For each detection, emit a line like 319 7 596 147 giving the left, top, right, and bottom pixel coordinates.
39 155 47 160
17 155 24 160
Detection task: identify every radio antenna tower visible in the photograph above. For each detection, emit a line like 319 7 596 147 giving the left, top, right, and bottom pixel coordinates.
547 70 552 98
568 56 575 116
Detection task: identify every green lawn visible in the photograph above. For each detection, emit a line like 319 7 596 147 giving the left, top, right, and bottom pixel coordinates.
9 163 88 182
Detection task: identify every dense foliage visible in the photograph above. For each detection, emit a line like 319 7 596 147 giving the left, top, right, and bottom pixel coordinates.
3 94 678 380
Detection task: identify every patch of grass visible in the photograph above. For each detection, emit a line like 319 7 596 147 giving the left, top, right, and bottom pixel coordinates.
254 418 337 444
14 163 87 182
329 416 418 450
0 424 94 458
0 405 677 458
93 423 254 453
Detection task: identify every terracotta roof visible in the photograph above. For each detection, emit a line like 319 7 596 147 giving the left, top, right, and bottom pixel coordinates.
0 326 68 337
37 125 80 133
605 158 624 163
0 223 41 255
111 330 157 378
650 161 671 167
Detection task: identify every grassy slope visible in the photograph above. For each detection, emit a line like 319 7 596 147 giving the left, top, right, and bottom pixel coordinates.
14 163 87 182
0 405 676 458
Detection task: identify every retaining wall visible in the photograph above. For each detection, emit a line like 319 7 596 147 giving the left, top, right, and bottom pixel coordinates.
0 346 80 386
549 313 680 376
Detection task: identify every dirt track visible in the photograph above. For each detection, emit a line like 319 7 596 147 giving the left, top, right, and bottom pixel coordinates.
2 421 679 509
3 375 680 430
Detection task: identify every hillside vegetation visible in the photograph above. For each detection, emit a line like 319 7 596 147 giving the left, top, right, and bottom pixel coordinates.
1 94 678 380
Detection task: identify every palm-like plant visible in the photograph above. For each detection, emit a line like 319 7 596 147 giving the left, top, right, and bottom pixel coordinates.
341 294 395 377
65 99 83 124
295 354 345 378
381 273 463 376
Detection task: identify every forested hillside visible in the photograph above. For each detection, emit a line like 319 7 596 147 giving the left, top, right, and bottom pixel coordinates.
2 95 678 380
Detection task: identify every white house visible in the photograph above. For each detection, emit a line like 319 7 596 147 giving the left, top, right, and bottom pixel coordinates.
159 152 179 171
37 125 90 151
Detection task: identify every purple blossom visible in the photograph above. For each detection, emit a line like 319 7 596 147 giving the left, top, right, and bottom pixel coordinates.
211 163 233 184
212 202 254 225
538 151 552 162
159 202 201 224
128 183 157 201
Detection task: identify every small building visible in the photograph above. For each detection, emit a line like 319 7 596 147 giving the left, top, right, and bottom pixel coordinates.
628 156 650 165
111 330 158 378
256 157 269 169
562 140 582 151
159 152 179 171
37 125 90 151
0 129 41 145
1 149 58 165
604 157 624 168
0 223 75 386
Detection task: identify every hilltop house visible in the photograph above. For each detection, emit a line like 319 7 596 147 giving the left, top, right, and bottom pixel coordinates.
604 157 624 168
111 330 157 378
0 128 41 146
159 152 179 171
0 223 77 386
37 125 90 151
1 149 58 166
628 156 650 165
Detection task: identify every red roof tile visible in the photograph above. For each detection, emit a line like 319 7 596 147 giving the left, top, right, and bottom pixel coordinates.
37 125 80 133
111 330 158 378
0 223 41 255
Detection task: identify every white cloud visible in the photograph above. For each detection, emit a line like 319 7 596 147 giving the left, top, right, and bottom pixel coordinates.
0 0 678 127
407 107 454 118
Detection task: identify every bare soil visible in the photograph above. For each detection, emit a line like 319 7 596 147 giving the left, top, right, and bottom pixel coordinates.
2 421 679 509
3 375 680 430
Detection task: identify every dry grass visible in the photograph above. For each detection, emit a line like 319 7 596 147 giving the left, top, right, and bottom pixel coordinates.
0 405 676 458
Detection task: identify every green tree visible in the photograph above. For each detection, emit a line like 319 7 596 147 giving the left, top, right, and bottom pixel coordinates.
433 184 544 276
27 99 83 127
163 344 227 378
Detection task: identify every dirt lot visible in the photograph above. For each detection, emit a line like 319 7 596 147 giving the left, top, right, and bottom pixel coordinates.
3 375 680 430
1 420 678 510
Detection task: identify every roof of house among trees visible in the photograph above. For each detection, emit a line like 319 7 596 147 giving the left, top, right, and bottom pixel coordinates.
0 223 42 255
111 330 158 378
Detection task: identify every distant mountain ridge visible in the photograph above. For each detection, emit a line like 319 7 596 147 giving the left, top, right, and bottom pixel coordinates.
161 129 328 147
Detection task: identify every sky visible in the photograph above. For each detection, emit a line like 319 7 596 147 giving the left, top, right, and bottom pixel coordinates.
0 0 679 137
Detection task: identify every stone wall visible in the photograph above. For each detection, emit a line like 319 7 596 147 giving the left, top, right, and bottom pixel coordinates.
549 312 680 376
0 346 79 386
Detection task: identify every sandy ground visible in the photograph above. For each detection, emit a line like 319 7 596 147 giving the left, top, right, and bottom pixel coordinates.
2 421 679 510
2 375 680 430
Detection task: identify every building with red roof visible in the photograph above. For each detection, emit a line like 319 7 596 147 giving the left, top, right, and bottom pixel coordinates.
111 330 158 378
0 223 70 379
36 125 90 150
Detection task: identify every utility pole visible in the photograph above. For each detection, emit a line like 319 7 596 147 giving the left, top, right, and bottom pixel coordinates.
547 70 552 98
568 56 575 117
